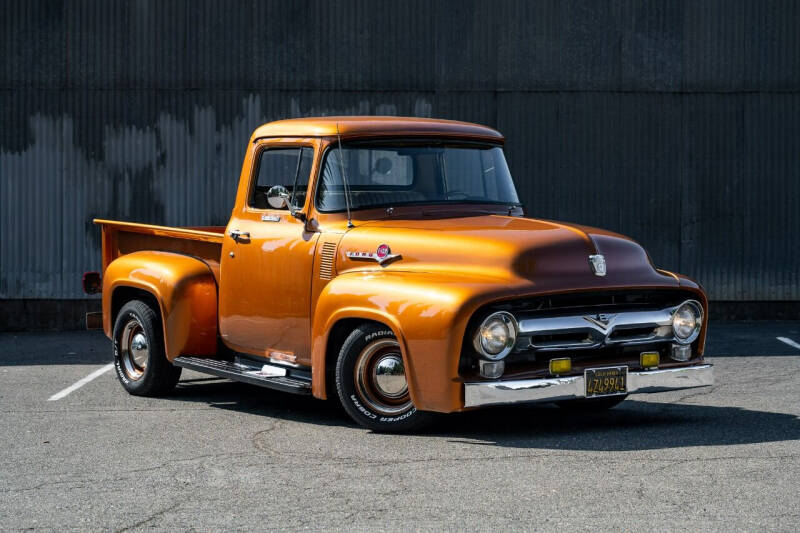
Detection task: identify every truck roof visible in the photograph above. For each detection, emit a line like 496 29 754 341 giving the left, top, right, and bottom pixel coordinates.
252 116 504 142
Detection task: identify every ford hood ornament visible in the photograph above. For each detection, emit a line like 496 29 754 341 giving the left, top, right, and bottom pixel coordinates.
589 254 606 276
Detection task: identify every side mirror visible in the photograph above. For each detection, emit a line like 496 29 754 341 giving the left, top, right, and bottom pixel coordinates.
266 185 290 209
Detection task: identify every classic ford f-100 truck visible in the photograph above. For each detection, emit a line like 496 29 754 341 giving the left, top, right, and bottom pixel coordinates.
87 116 712 431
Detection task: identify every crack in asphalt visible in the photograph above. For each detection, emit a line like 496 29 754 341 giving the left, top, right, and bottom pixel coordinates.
640 452 800 477
114 502 180 532
0 452 254 494
1 407 222 414
668 386 719 404
3 449 797 495
250 421 282 452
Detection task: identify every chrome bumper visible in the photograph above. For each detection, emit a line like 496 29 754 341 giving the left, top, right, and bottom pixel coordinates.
463 364 713 408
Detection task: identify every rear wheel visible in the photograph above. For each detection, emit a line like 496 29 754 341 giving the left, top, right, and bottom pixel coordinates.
556 395 627 411
335 324 435 432
113 299 181 396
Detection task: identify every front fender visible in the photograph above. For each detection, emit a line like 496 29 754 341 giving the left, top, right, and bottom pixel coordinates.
311 271 517 412
102 251 218 361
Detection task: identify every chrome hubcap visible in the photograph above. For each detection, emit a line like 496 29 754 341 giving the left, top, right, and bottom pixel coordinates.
354 338 413 417
373 355 407 398
120 319 148 381
130 333 148 367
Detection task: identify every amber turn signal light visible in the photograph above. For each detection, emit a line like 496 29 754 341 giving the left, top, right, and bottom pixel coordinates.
549 357 572 375
640 351 660 368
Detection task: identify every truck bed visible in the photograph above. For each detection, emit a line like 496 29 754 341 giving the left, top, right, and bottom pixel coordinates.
94 219 224 275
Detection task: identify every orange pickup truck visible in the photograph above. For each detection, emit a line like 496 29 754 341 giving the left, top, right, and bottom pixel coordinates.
88 116 713 431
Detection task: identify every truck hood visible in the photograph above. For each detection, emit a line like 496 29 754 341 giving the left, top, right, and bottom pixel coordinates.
336 215 678 290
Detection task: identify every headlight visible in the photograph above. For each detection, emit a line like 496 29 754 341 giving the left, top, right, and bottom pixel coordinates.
671 300 703 344
473 311 517 360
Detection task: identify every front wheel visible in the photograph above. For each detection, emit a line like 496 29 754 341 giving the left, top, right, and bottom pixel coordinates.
113 299 181 396
335 324 435 432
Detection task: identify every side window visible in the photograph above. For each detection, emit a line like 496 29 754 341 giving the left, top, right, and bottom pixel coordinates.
291 147 313 209
249 147 313 210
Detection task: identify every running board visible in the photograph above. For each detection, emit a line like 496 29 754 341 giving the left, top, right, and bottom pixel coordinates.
173 356 312 395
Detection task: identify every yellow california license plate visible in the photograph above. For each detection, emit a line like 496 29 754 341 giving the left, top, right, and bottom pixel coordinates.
585 366 628 397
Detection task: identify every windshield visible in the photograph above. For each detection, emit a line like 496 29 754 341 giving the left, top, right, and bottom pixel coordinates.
316 143 520 212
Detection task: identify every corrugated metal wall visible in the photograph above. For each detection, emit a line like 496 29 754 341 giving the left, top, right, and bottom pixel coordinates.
1 0 799 302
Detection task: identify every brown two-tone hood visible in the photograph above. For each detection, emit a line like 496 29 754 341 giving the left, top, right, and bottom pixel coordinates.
336 214 679 290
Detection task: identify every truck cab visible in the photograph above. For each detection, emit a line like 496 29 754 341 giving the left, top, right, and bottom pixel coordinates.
92 117 712 432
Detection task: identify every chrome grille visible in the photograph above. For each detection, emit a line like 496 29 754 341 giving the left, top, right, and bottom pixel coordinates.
517 307 677 352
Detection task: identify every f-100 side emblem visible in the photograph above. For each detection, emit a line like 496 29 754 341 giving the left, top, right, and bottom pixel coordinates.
589 254 606 276
346 244 401 265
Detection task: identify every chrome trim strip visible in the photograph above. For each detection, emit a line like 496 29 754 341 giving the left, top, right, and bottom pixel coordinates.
463 364 713 408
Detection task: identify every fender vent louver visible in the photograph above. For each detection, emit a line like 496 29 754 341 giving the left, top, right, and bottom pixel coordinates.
319 242 337 280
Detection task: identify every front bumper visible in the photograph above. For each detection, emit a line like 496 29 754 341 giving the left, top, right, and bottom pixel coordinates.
463 364 713 408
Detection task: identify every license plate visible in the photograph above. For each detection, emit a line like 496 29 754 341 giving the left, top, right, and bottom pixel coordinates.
585 366 628 397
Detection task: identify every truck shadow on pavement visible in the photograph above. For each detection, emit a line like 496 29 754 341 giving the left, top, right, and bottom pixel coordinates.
170 379 800 451
435 401 800 451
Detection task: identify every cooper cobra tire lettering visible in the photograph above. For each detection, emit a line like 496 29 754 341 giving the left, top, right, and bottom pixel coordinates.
379 408 416 423
335 323 435 432
350 394 378 419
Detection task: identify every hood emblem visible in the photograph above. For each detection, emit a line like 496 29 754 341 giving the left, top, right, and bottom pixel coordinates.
589 254 606 276
584 313 616 330
346 244 401 265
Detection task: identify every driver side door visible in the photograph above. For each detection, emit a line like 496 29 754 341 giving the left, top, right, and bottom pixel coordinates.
219 140 319 365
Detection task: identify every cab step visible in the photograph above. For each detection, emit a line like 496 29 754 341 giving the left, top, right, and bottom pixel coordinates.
173 356 312 395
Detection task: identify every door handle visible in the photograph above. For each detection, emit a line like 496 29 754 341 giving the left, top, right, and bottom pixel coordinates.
229 229 250 242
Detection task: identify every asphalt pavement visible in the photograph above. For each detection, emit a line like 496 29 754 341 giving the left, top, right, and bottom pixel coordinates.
1 322 799 531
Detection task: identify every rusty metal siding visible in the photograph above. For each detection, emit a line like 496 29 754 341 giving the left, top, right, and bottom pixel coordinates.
1 0 799 302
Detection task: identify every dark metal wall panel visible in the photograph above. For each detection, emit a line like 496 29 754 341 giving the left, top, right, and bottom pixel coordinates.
8 0 798 92
1 0 799 303
681 93 800 300
495 0 685 91
498 91 684 275
0 0 65 89
683 0 800 91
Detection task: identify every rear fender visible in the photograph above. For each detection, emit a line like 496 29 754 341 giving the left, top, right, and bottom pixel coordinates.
103 251 218 360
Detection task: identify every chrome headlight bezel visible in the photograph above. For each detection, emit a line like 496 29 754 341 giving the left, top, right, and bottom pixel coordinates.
473 311 518 360
671 300 703 345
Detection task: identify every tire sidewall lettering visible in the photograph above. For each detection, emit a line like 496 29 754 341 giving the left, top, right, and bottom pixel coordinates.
113 337 130 385
339 327 423 429
364 330 392 343
114 310 145 387
379 408 417 423
349 394 378 419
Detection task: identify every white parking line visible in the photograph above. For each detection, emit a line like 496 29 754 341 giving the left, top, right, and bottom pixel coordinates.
776 337 800 351
48 363 114 401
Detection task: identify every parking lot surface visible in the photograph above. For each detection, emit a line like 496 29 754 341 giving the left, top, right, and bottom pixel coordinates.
1 322 799 531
